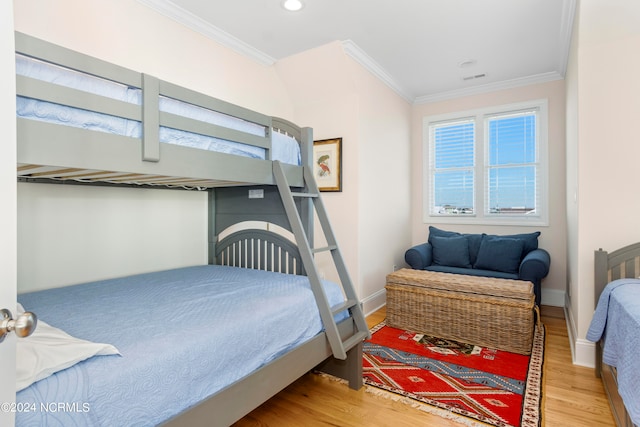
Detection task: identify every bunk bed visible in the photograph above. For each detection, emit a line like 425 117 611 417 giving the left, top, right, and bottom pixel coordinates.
14 32 367 426
588 243 640 427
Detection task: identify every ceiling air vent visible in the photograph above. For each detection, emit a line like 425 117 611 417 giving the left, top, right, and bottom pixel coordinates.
462 73 486 81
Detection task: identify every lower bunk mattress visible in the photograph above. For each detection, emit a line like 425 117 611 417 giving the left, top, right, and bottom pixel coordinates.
16 265 347 426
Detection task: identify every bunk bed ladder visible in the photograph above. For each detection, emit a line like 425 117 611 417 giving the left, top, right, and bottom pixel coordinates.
273 161 369 360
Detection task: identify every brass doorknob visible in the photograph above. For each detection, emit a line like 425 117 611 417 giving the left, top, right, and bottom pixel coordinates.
0 309 38 343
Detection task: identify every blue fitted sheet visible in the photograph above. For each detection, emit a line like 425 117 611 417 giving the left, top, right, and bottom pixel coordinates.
587 278 640 426
16 55 301 165
16 265 346 426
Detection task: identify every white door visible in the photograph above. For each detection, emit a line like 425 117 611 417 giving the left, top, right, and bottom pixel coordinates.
0 2 17 426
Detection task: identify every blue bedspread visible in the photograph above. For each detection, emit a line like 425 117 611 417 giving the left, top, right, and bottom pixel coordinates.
587 278 640 426
16 54 301 165
16 265 346 426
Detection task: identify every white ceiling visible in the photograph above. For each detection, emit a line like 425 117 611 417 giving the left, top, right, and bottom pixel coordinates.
138 0 576 104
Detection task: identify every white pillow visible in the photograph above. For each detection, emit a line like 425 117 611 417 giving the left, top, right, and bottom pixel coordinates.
16 303 120 392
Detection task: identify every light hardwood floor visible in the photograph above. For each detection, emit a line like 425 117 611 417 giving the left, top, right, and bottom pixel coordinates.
235 306 615 426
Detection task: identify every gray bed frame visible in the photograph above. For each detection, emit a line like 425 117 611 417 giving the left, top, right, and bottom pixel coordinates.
15 32 364 426
594 243 640 427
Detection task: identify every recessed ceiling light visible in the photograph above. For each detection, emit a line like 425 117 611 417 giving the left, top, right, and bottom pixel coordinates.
458 59 477 68
282 0 304 11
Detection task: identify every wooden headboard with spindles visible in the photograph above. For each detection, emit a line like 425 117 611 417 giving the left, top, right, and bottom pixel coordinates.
594 243 640 304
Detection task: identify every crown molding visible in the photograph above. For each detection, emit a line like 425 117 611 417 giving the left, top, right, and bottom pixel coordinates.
341 40 414 103
414 0 574 104
136 0 275 66
557 0 577 78
137 0 574 105
414 71 564 104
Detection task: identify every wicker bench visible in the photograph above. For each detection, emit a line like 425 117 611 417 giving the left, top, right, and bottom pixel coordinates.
385 269 536 355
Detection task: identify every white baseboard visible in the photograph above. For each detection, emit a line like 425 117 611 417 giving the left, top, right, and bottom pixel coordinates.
362 288 386 317
573 338 596 368
541 289 565 307
563 302 596 367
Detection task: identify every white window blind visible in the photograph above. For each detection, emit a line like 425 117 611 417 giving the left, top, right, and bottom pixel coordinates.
423 99 548 225
485 109 539 217
429 119 475 215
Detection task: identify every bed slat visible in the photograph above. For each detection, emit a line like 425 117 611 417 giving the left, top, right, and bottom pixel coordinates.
595 245 640 305
158 80 271 129
17 75 141 122
216 230 302 275
17 163 244 189
159 111 270 149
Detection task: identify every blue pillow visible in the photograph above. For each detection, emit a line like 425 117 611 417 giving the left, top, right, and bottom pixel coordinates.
428 226 460 243
431 235 472 269
473 236 524 274
465 233 484 265
497 231 540 256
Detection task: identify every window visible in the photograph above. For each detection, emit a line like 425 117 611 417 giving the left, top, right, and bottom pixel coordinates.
424 100 548 225
429 119 476 215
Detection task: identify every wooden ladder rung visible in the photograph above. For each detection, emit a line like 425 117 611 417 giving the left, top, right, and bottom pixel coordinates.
291 192 319 198
331 299 359 316
341 331 369 352
312 245 337 254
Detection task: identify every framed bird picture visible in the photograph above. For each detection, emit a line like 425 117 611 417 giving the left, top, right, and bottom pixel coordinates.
312 138 342 192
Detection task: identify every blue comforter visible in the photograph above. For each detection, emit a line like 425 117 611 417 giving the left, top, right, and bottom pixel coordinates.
16 265 346 426
587 278 640 426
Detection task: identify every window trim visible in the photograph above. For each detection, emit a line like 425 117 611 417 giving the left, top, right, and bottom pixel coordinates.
422 99 549 227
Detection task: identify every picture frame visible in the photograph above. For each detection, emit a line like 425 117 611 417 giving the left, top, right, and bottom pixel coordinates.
313 138 342 192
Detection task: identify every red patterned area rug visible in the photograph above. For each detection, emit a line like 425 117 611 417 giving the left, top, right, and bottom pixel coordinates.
363 321 545 427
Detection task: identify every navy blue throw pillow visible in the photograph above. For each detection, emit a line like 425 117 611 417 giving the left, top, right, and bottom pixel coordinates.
473 236 524 274
498 231 540 256
431 235 472 269
428 226 461 243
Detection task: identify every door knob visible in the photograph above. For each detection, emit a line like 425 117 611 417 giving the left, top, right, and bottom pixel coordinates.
0 309 37 343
